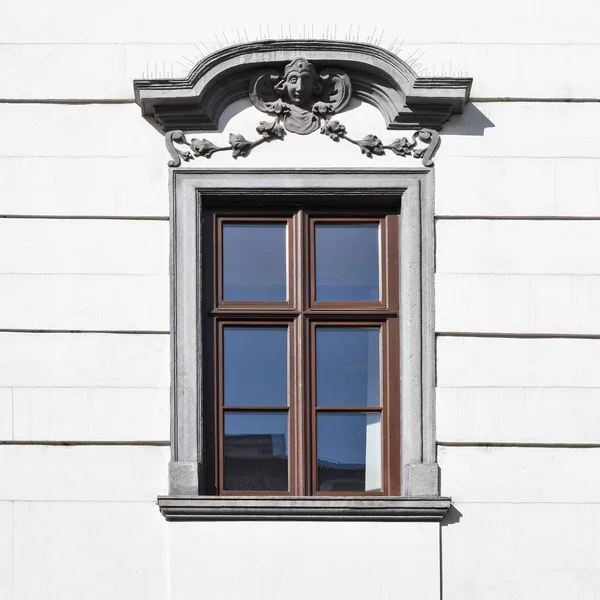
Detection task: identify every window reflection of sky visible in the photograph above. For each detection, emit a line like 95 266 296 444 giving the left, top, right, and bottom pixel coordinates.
316 328 381 407
223 327 288 407
223 223 287 301
315 223 380 301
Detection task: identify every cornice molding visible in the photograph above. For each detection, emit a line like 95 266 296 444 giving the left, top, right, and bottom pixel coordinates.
134 40 472 135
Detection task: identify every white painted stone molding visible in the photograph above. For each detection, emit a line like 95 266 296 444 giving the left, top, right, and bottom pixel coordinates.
133 40 471 167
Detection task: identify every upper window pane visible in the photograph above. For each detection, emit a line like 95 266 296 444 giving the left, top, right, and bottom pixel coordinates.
223 326 288 406
316 327 381 407
315 223 380 302
222 222 287 301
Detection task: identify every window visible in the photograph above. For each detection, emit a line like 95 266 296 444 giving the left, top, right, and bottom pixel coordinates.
160 169 447 521
204 207 400 495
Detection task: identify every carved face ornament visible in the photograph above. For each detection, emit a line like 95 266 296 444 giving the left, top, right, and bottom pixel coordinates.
274 59 321 107
250 57 352 135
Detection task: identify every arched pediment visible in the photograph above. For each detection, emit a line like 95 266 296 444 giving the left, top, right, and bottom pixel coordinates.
133 39 471 134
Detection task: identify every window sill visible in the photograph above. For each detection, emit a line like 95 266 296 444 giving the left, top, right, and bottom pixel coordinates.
157 496 452 522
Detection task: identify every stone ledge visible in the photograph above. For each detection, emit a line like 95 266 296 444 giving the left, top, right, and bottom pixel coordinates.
157 496 452 522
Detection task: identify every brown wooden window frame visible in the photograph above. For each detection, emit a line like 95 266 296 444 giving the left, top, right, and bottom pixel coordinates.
204 204 401 496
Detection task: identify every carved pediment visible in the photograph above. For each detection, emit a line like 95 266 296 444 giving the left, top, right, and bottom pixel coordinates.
133 40 472 167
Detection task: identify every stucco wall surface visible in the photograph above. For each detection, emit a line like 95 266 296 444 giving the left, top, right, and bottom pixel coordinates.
1 0 599 599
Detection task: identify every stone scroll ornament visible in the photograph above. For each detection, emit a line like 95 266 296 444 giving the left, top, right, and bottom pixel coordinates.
165 57 441 167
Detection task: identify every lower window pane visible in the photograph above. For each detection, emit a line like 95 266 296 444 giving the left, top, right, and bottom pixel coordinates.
224 412 288 491
317 413 382 493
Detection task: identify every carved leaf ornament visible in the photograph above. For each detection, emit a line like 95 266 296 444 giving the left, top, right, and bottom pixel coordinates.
165 56 441 168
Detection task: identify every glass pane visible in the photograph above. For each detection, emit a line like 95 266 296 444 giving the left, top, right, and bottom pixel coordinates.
316 327 381 407
224 412 288 491
224 327 288 407
315 223 380 302
317 413 382 492
223 223 287 301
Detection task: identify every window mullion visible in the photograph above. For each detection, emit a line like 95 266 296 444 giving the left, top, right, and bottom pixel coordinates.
294 209 308 495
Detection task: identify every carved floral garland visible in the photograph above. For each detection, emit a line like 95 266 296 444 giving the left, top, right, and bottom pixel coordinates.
165 116 441 168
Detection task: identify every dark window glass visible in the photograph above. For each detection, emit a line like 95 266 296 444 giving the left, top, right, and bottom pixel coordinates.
317 413 382 492
224 412 288 491
316 327 381 407
315 223 380 301
223 326 288 407
223 223 287 301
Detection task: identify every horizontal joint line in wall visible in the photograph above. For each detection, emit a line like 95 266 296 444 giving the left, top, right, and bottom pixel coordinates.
438 385 600 390
471 97 600 103
435 332 600 340
2 99 600 107
0 214 169 221
442 501 600 506
2 98 600 106
0 98 135 105
435 215 600 222
3 41 600 46
435 272 599 276
438 441 600 448
0 328 170 335
0 440 170 446
441 155 600 160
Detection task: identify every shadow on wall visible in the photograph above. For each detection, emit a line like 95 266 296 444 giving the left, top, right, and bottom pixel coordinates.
213 98 495 140
442 103 495 137
441 505 463 526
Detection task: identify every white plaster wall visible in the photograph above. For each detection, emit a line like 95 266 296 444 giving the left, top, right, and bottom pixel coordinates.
439 447 600 600
169 521 441 600
2 0 600 599
0 445 170 600
0 0 598 99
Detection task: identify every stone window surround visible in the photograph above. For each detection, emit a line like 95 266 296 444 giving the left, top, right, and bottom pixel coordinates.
161 168 449 521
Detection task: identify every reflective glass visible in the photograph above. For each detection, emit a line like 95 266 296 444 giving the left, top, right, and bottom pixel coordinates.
224 327 288 407
316 327 381 407
223 223 287 301
224 412 288 491
317 413 382 492
315 223 380 301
